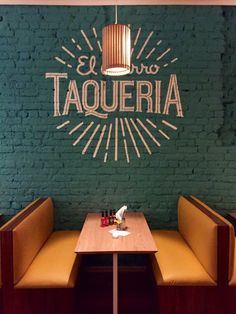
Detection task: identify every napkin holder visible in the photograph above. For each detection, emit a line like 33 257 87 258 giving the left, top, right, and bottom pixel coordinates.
115 205 127 231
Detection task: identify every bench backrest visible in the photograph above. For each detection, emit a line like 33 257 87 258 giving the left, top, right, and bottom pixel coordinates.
0 198 53 286
190 195 234 282
178 196 223 283
0 199 41 287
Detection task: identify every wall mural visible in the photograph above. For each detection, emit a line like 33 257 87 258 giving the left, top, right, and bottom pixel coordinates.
45 27 184 163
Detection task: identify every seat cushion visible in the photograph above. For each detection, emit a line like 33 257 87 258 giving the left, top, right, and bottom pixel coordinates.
15 231 80 289
151 230 216 286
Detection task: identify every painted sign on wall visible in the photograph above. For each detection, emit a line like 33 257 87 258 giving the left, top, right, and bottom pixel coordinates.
45 27 184 163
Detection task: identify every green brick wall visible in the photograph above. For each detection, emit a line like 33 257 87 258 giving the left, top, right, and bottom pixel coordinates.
0 5 235 230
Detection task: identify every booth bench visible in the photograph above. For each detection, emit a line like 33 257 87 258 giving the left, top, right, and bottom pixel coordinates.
150 195 235 314
0 197 80 314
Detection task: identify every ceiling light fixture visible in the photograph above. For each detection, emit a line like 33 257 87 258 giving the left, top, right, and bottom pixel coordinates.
102 5 131 76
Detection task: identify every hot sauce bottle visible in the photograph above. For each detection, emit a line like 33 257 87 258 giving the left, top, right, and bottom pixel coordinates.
109 209 114 225
105 210 109 226
101 211 106 227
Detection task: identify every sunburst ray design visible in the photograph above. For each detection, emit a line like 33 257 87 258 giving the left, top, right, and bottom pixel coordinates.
130 118 151 155
124 118 140 158
55 57 72 68
145 48 156 60
93 124 107 158
56 120 70 129
158 129 170 140
136 31 154 60
156 48 171 61
81 30 94 51
62 46 76 59
68 122 84 135
52 25 181 163
115 118 118 161
131 27 141 57
71 37 82 51
120 118 130 163
171 58 178 63
146 118 157 129
73 122 94 146
104 123 113 163
162 119 177 130
82 124 100 155
92 27 102 52
136 118 161 147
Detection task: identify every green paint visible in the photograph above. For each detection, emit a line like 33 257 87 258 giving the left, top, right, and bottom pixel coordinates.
0 6 235 230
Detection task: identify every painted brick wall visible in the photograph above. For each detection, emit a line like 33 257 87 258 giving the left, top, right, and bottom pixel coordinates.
0 5 235 230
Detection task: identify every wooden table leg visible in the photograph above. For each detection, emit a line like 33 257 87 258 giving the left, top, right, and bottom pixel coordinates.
113 253 118 314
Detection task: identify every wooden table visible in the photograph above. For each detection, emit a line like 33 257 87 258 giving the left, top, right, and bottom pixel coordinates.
75 212 157 314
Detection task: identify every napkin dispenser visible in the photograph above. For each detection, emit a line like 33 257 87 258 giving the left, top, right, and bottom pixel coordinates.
115 205 127 230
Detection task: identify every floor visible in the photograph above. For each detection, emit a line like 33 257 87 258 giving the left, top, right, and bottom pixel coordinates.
75 266 156 314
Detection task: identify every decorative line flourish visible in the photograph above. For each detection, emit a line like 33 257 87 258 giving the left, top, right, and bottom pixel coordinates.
171 57 178 63
145 48 156 59
62 46 76 59
93 124 107 158
115 118 118 161
146 119 157 129
85 111 108 119
92 27 102 52
136 31 154 60
158 129 170 140
82 124 101 155
56 120 70 129
71 38 82 51
130 118 152 155
162 119 178 130
81 30 94 51
124 118 140 158
69 122 84 135
104 123 113 162
120 118 130 163
73 122 94 146
136 118 161 147
156 48 171 61
55 57 66 65
157 40 162 46
131 27 141 57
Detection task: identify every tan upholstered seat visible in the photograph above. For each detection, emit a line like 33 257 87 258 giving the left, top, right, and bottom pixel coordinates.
151 196 221 286
15 231 80 289
151 230 216 286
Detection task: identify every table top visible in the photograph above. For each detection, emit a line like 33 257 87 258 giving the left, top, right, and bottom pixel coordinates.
75 212 157 254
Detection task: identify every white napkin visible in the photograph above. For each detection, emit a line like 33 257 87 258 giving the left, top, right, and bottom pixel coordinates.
109 229 131 238
115 205 127 221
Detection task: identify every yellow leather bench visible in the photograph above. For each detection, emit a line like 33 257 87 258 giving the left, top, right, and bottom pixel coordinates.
0 198 80 314
151 195 228 286
1 198 80 289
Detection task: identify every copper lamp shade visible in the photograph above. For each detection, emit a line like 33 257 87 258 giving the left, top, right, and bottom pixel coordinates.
102 24 131 76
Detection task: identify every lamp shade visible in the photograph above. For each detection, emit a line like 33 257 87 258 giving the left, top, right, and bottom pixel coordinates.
102 24 131 76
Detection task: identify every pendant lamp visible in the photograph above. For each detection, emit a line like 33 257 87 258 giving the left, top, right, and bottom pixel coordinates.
102 6 131 76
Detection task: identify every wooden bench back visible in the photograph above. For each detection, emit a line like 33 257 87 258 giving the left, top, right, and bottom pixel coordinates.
178 196 229 285
0 198 53 287
189 196 233 285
